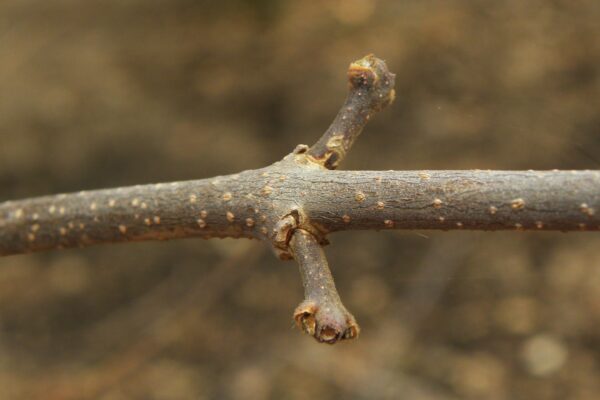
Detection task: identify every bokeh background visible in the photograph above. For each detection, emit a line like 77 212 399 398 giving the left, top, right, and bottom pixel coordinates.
1 1 600 399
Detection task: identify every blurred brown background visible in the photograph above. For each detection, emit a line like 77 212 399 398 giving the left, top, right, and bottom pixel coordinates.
1 1 600 399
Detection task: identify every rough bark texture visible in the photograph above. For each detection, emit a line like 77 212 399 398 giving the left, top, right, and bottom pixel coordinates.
0 166 600 255
2 167 598 257
302 169 600 233
0 171 265 256
0 54 598 344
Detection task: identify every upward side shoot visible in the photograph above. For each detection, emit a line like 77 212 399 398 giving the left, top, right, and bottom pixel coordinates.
1 55 599 344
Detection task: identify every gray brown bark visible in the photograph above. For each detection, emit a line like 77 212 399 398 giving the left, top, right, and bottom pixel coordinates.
307 54 395 170
2 166 597 257
290 229 359 343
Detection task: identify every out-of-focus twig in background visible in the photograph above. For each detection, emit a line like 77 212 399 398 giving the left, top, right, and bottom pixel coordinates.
1 1 599 399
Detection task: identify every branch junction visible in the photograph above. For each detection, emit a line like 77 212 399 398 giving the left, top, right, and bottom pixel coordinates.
1 55 598 343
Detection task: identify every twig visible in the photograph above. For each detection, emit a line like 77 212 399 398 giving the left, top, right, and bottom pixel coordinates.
290 229 358 344
306 54 395 169
1 54 599 343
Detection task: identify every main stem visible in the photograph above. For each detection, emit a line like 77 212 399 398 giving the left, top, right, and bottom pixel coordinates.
1 169 598 256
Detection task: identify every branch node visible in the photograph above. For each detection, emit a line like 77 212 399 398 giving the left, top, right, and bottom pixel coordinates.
272 213 298 260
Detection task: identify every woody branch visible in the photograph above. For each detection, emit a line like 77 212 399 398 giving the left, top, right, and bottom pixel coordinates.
0 55 599 344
